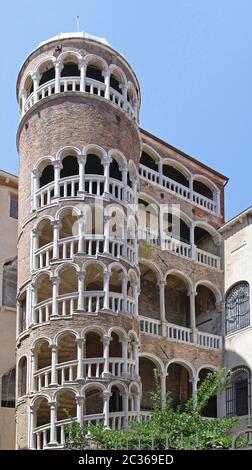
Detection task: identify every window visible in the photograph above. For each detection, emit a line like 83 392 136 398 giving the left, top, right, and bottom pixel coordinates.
225 281 250 334
2 258 17 308
10 194 18 219
226 367 251 417
1 368 15 408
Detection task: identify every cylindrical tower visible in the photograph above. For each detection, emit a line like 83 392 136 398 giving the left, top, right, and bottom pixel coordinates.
16 32 141 449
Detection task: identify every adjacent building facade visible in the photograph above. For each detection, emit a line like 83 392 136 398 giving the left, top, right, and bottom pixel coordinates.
0 170 18 449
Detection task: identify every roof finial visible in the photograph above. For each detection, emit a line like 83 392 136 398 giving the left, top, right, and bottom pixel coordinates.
76 16 80 32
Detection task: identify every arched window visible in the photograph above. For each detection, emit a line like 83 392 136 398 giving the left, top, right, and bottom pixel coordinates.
18 357 27 397
2 258 17 308
1 368 15 407
225 282 250 334
226 367 251 417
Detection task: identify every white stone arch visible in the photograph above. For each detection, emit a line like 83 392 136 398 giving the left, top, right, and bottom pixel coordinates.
31 335 53 349
83 258 107 272
17 353 29 398
84 53 109 74
57 50 83 67
129 381 141 395
128 159 138 182
141 143 161 163
108 149 127 170
108 326 127 341
161 205 192 229
34 56 56 75
30 393 51 407
53 328 80 347
52 386 78 402
165 358 196 380
127 81 137 101
192 174 218 193
81 325 106 340
33 155 54 173
56 145 82 163
194 279 222 303
82 382 106 396
55 204 82 222
108 261 127 276
128 269 139 286
194 220 221 244
20 70 34 97
139 352 164 374
32 269 52 286
164 269 193 294
33 215 54 235
196 364 219 381
107 380 128 395
162 157 191 179
127 329 139 343
139 258 163 283
108 64 127 87
138 191 160 209
82 144 107 162
55 261 80 276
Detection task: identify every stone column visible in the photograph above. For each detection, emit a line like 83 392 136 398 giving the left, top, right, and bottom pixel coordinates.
135 394 141 422
49 401 57 446
122 338 128 376
121 273 128 313
122 84 128 111
160 373 166 408
190 376 198 409
51 276 59 317
103 159 111 199
104 215 111 254
189 175 194 201
55 61 62 94
158 281 166 322
32 228 38 270
29 405 36 449
103 391 111 430
32 71 40 104
132 342 139 377
77 271 85 313
76 396 84 427
102 335 111 378
50 345 58 387
122 219 128 258
158 160 163 183
21 89 27 116
189 290 197 343
79 60 87 92
122 393 129 428
30 348 36 393
51 220 60 261
78 154 86 195
121 168 128 203
104 71 110 100
103 271 111 311
76 338 85 382
31 169 39 211
190 222 195 259
77 214 85 255
53 160 61 199
31 282 36 325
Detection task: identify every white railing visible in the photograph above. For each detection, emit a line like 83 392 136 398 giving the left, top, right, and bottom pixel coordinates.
138 226 160 245
36 181 54 207
139 164 218 214
140 316 161 336
166 323 192 344
33 298 52 324
197 331 223 350
22 77 138 121
162 235 191 258
195 248 221 270
109 292 123 313
85 175 105 196
57 293 78 317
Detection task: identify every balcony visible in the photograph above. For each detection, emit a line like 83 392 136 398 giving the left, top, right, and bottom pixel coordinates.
140 316 223 351
139 164 219 214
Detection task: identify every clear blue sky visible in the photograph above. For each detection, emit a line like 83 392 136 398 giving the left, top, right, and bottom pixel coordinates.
1 0 252 221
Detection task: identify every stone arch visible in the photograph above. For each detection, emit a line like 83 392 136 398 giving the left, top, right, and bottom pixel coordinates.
166 360 194 410
17 355 27 397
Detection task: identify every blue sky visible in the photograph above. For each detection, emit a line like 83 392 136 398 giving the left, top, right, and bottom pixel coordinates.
1 0 252 221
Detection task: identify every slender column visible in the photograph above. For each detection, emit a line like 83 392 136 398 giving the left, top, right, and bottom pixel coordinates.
122 219 127 258
158 281 166 322
53 160 61 199
77 214 85 255
51 276 59 317
76 396 84 427
55 61 62 94
103 391 111 430
122 84 128 111
190 222 195 259
135 394 141 422
121 273 128 313
32 228 38 270
122 339 128 376
104 71 110 100
78 154 86 195
49 401 57 446
190 377 198 410
102 335 111 378
32 71 40 104
50 345 58 386
31 282 36 325
16 301 21 337
77 271 85 312
189 175 194 201
76 339 85 382
29 405 36 449
103 158 111 198
122 393 129 428
30 347 36 393
104 215 111 254
132 342 139 376
103 271 111 311
189 290 197 343
132 281 139 316
160 373 166 408
121 168 128 203
158 160 163 183
21 89 27 116
79 60 87 92
215 190 221 214
31 169 39 211
51 220 60 260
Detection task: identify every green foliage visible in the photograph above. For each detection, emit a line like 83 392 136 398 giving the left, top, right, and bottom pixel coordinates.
64 369 239 450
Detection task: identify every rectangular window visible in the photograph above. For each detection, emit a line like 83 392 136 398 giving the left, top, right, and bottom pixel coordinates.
10 194 18 219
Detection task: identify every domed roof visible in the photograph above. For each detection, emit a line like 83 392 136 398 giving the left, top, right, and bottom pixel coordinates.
38 32 110 47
